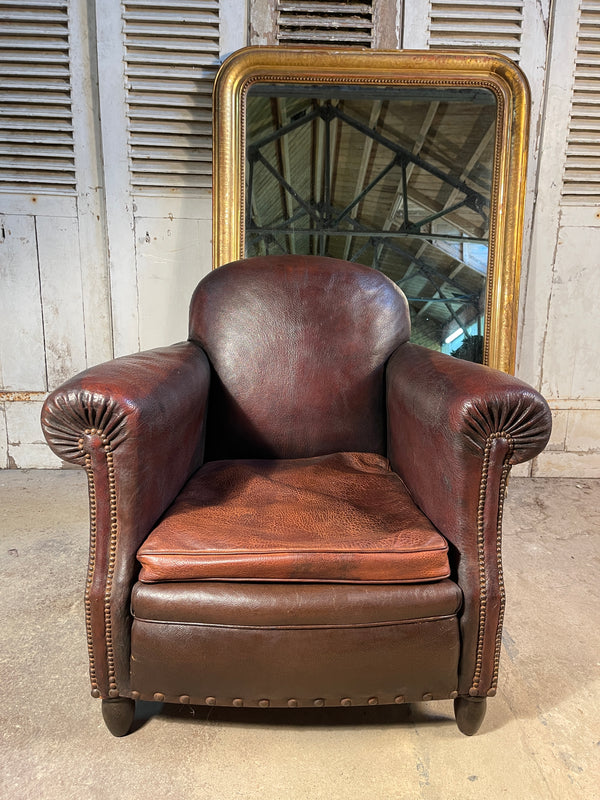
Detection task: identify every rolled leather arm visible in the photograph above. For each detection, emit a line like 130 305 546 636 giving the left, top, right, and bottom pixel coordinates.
41 341 211 699
386 343 551 696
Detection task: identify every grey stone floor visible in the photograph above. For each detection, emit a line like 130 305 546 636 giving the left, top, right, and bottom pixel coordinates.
1 470 599 799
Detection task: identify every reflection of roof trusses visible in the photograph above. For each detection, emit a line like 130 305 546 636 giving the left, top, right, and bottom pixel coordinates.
246 90 495 337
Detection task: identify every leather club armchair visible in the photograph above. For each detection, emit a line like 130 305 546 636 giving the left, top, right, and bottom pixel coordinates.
41 255 551 737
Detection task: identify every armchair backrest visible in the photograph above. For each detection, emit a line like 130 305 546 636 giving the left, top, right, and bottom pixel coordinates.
189 255 410 459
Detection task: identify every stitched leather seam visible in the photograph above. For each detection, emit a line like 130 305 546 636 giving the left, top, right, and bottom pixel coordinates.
140 546 449 555
470 431 514 696
131 614 458 630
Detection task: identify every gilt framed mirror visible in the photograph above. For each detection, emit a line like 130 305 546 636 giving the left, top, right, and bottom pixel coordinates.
213 47 529 373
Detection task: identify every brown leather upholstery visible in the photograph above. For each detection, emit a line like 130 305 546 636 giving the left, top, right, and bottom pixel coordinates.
189 255 410 460
131 579 462 625
130 581 463 707
386 343 553 696
40 254 552 736
137 452 449 584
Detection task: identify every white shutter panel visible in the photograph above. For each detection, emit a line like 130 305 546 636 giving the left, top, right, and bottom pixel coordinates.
276 1 374 46
562 0 600 205
123 0 220 193
0 0 76 192
428 1 524 61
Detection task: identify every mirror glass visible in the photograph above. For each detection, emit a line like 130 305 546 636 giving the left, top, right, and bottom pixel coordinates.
245 84 496 362
213 48 530 373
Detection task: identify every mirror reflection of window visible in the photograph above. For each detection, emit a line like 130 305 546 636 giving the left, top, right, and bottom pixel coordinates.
245 85 496 364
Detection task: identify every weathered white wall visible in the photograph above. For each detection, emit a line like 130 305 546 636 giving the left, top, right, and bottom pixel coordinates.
516 0 600 477
2 0 599 475
0 0 245 469
0 196 89 468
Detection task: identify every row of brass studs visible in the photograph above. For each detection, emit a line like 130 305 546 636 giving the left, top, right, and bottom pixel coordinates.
470 431 513 697
128 691 459 705
490 457 513 694
80 428 120 699
83 453 99 697
104 444 119 698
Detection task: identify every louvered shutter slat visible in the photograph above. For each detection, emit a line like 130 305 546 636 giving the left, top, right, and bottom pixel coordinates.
0 131 73 144
281 2 372 11
1 0 70 6
124 1 219 193
1 118 72 131
0 0 75 192
279 30 372 42
130 133 211 148
428 1 523 62
563 1 600 204
0 143 72 156
132 146 211 160
124 10 219 23
126 0 219 8
428 0 520 7
277 0 374 47
0 50 69 63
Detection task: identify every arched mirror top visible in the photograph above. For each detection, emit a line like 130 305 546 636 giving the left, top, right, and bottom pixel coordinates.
213 47 530 373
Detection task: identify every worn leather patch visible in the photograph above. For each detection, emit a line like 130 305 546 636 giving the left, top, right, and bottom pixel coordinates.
137 452 449 583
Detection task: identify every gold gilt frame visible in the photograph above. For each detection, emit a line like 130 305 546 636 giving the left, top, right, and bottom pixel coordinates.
213 47 530 374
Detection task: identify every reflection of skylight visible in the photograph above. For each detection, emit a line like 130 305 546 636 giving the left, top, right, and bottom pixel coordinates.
441 319 481 356
463 242 488 275
445 327 463 344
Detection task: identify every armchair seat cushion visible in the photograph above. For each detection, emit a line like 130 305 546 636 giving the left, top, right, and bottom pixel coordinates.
137 452 450 584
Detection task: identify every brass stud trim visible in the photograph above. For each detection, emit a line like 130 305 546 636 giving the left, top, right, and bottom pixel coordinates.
205 696 216 706
80 427 121 699
287 698 298 708
394 695 405 704
258 699 270 708
470 432 514 696
232 698 243 707
131 691 141 701
82 453 99 696
341 698 352 707
154 692 165 702
422 693 433 701
368 697 378 705
491 461 512 692
103 444 118 696
313 698 325 707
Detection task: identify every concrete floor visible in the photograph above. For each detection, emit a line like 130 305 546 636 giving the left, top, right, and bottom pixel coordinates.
0 470 599 800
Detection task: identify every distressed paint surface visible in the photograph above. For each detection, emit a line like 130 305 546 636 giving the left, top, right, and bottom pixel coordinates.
95 0 138 357
4 400 61 469
541 225 600 400
516 0 600 478
135 216 212 351
69 0 113 367
0 404 7 468
37 216 87 389
0 215 47 391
